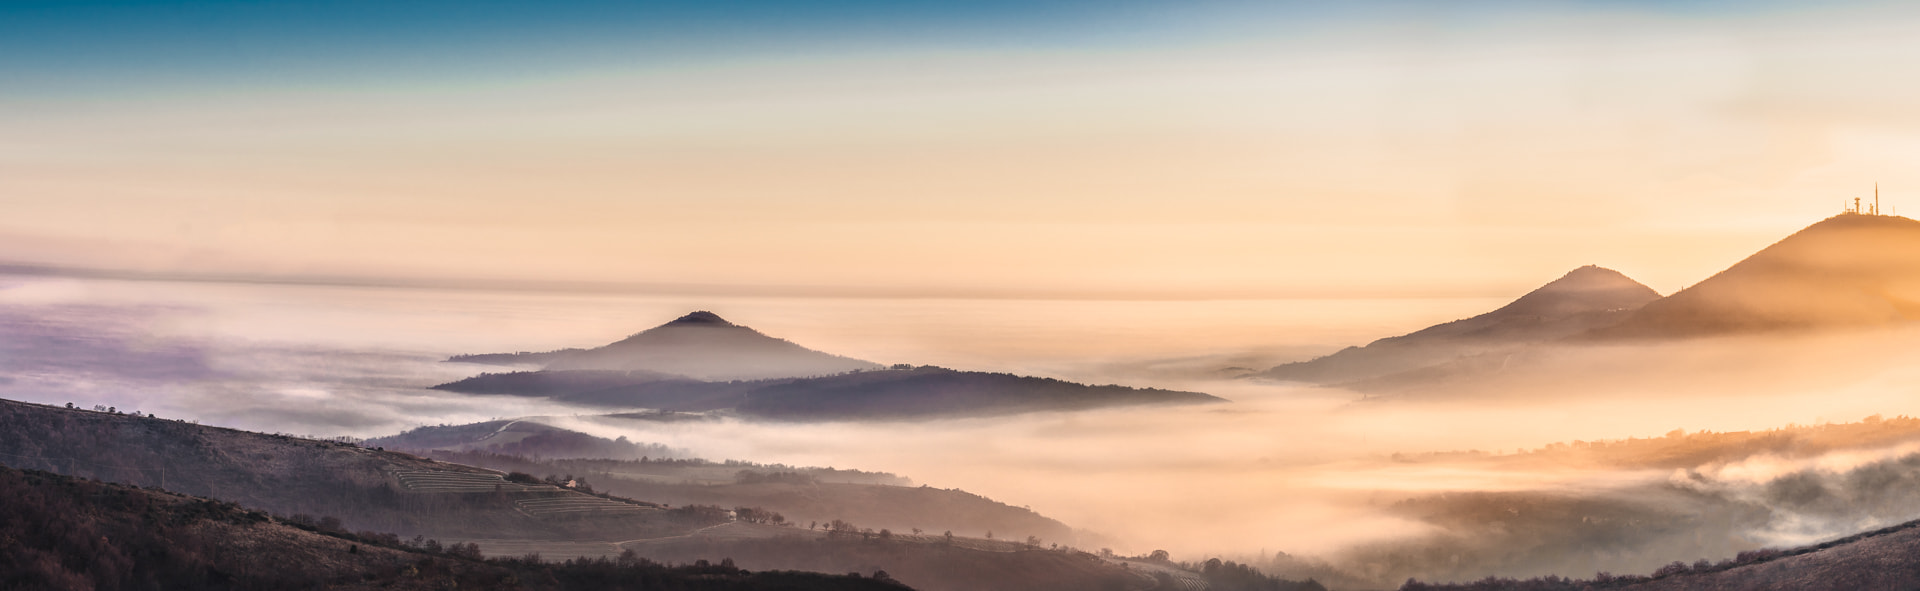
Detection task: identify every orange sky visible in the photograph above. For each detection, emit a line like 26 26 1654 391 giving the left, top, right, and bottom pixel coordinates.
8 3 1920 298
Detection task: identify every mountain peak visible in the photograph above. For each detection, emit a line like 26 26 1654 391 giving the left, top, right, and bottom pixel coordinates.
1259 265 1659 383
1591 213 1920 338
1489 265 1661 319
1540 265 1640 292
663 311 734 328
538 311 883 380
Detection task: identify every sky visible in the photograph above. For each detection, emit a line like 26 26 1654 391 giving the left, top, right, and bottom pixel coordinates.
8 0 1920 298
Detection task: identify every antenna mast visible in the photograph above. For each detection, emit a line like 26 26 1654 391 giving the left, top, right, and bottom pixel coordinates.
1875 183 1881 215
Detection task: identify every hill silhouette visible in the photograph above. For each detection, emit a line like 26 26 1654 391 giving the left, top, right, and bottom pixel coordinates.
0 465 910 591
0 398 720 542
1333 215 1920 394
1592 213 1920 339
467 311 884 380
365 419 1082 542
396 446 1081 551
0 397 1281 591
1258 265 1660 383
434 366 1225 420
365 419 680 460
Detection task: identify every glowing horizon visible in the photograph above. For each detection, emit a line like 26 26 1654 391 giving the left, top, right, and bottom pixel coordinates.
9 1 1920 299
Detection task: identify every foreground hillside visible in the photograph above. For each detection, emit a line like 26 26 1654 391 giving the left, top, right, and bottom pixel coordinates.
0 397 1295 590
0 464 911 591
436 366 1224 420
0 398 722 541
409 448 1077 545
371 419 1086 555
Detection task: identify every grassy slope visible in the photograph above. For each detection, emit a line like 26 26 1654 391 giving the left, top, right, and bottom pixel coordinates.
411 448 1077 544
0 398 722 540
0 464 913 591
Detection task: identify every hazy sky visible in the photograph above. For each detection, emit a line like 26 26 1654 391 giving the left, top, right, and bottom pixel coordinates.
8 0 1920 297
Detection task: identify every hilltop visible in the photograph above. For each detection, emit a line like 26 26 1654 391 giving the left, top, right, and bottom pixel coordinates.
437 311 1220 420
452 311 882 381
1592 213 1920 338
1290 215 1920 394
1259 265 1660 384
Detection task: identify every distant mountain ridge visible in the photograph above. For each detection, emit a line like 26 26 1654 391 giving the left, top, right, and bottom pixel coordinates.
450 311 883 381
1258 265 1661 384
1287 214 1920 394
1591 213 1920 339
443 311 1220 420
435 366 1225 421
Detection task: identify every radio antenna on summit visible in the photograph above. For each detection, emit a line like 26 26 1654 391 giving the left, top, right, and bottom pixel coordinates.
1875 183 1881 215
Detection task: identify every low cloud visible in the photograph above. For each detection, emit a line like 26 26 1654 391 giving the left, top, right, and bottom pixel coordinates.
12 279 1920 587
0 301 601 436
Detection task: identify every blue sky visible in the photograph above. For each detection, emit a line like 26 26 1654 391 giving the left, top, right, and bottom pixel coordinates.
3 1 1191 92
0 1 1799 94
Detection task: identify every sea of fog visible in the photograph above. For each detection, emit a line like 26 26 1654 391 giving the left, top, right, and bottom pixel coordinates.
9 273 1920 581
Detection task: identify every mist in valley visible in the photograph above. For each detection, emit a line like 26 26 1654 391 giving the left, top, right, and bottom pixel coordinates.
540 341 1920 586
8 275 1920 587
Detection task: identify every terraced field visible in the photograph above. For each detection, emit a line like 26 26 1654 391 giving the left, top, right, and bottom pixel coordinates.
387 467 659 525
452 539 629 561
512 493 656 517
942 536 1028 553
1112 560 1209 591
388 468 546 493
1156 572 1209 591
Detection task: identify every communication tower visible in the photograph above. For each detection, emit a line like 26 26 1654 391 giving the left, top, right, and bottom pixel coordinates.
1843 184 1889 216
